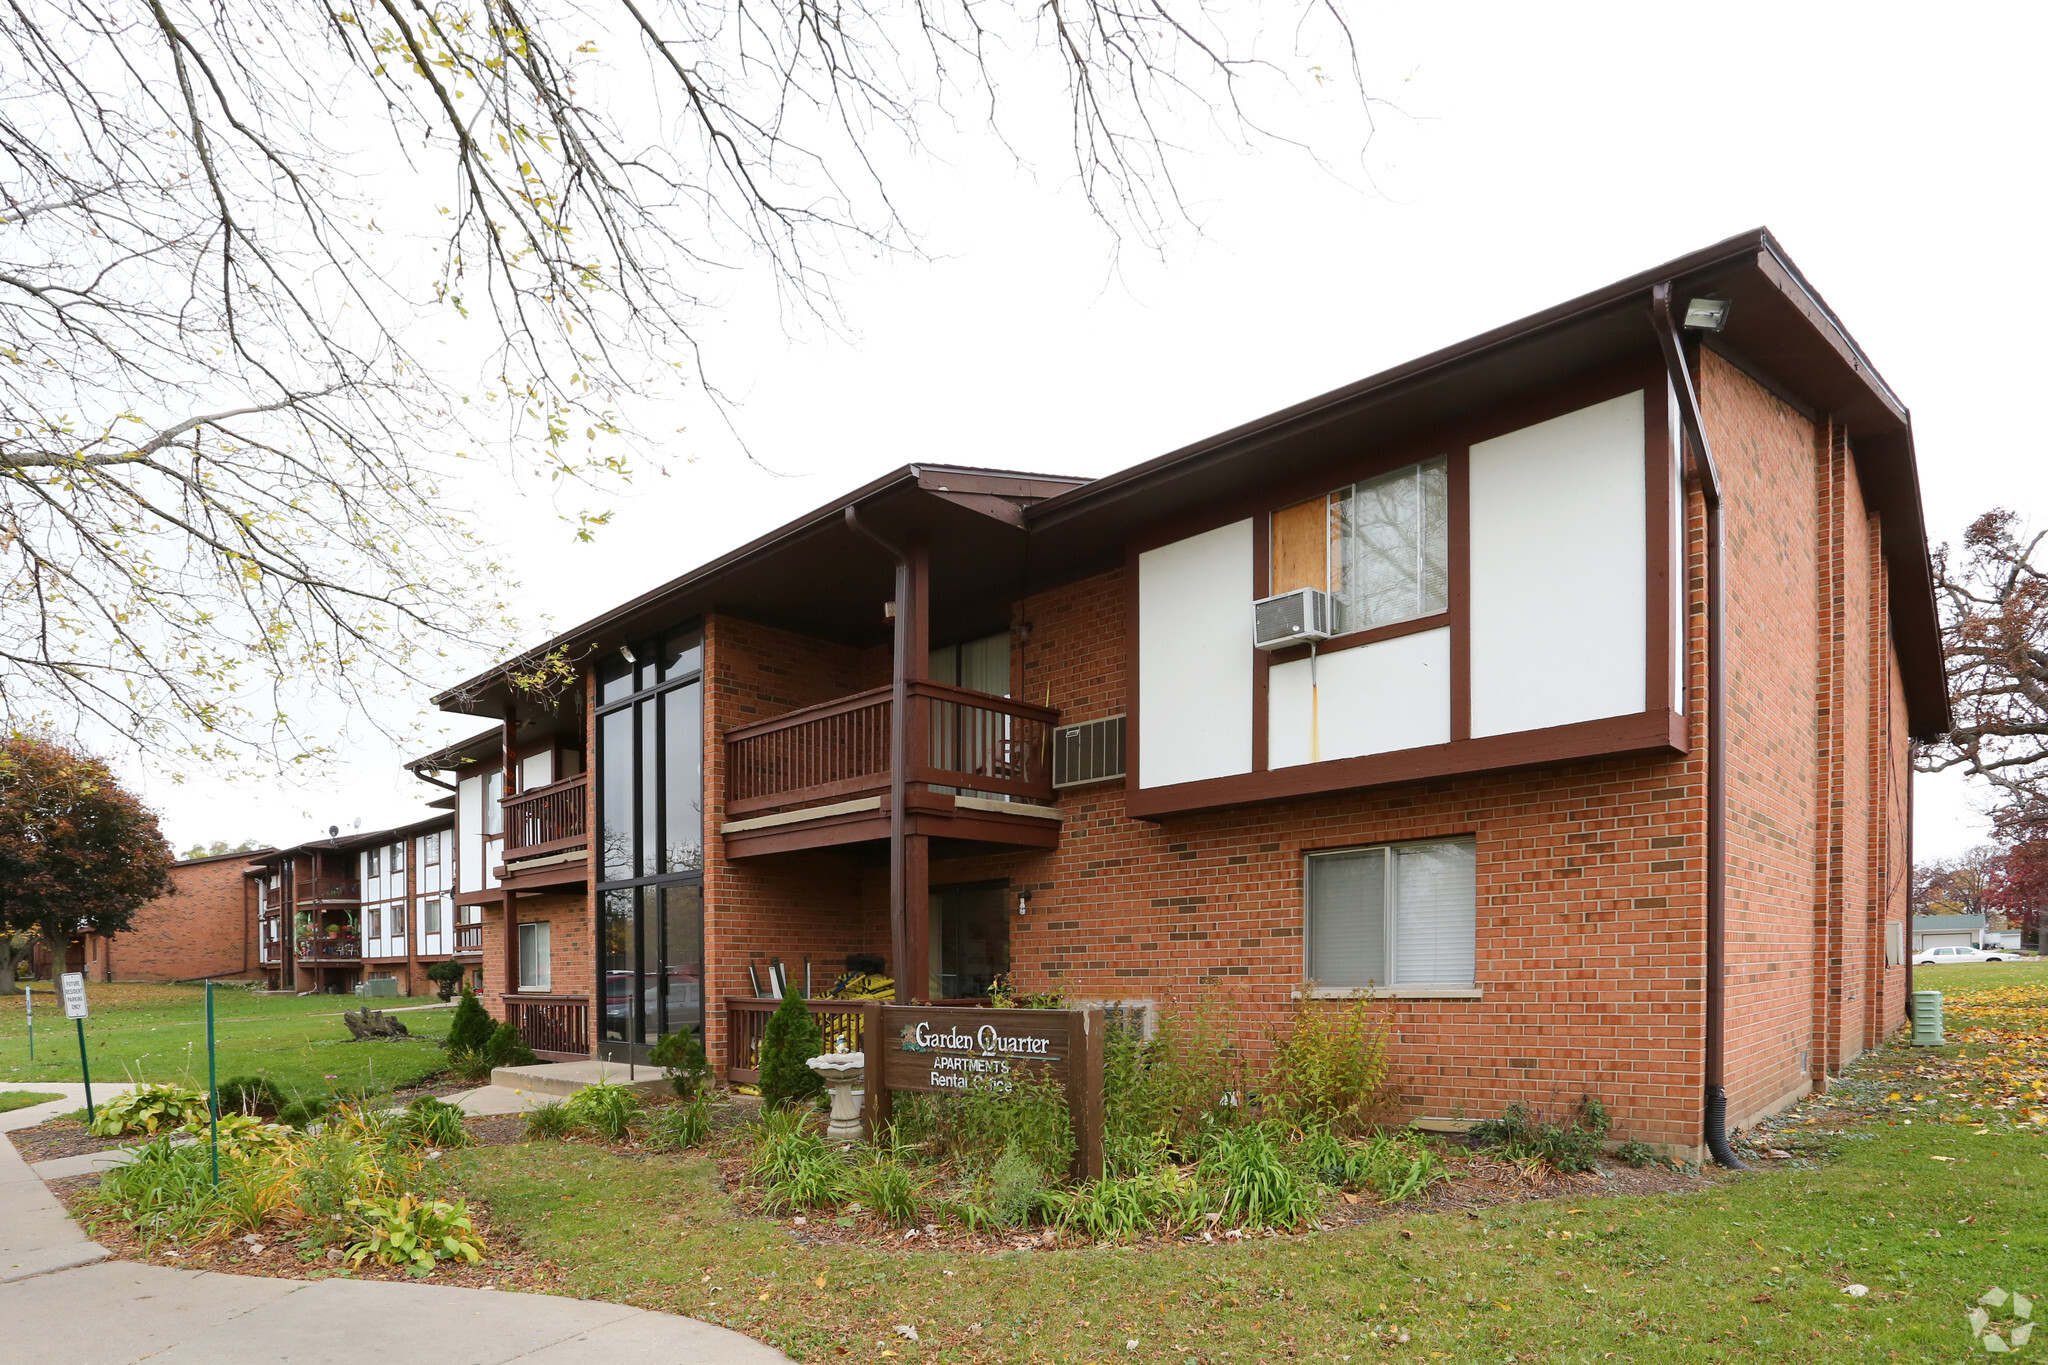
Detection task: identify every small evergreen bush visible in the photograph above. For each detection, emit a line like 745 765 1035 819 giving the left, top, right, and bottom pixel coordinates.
446 990 494 1055
1469 1097 1611 1174
277 1094 333 1129
755 986 825 1109
648 1027 710 1099
424 960 467 1002
481 1021 539 1070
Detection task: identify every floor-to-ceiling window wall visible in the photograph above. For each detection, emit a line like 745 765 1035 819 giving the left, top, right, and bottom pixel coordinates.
594 626 705 1063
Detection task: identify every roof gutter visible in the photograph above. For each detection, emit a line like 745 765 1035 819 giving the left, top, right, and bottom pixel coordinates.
1652 281 1745 1172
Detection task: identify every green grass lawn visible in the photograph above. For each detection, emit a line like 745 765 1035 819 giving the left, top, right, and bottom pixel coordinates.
0 1090 63 1114
0 982 451 1099
452 970 2048 1364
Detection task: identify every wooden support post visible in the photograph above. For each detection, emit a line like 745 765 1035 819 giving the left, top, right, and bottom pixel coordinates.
1067 1007 1106 1181
501 704 519 1012
861 999 892 1139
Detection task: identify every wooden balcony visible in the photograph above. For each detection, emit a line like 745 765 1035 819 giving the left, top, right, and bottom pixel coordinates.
297 936 361 962
722 681 1064 857
454 921 484 954
506 994 591 1061
496 772 589 890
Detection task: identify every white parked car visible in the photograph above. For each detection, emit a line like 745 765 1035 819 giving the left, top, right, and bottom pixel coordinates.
1912 944 2022 965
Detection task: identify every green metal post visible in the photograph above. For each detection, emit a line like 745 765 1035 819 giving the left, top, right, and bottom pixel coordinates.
206 980 220 1186
24 985 31 1062
76 1017 94 1125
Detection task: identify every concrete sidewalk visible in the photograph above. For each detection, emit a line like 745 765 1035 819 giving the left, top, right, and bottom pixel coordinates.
0 1081 788 1362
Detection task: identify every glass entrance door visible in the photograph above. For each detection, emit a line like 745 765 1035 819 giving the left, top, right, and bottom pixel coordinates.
600 883 703 1063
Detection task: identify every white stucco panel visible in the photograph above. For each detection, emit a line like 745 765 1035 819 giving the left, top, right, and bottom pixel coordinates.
1137 519 1255 787
1469 390 1647 738
457 774 484 895
1267 627 1452 769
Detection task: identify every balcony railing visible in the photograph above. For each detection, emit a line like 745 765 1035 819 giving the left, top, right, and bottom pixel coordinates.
722 995 989 1084
502 772 589 861
506 994 590 1059
454 922 483 953
297 936 361 961
725 680 1059 818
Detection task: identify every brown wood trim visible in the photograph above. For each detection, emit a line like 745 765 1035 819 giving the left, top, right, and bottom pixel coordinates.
1266 610 1450 666
1447 446 1473 741
495 864 588 894
1644 376 1669 717
1123 539 1143 794
501 771 588 805
722 801 1062 859
725 773 885 817
1251 510 1271 772
1126 706 1689 820
908 678 1059 726
723 683 891 742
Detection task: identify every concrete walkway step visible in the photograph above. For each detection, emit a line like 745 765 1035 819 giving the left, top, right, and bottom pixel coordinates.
489 1060 671 1100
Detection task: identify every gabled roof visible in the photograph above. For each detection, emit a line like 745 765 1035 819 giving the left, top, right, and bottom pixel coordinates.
1912 913 1987 933
433 229 1947 736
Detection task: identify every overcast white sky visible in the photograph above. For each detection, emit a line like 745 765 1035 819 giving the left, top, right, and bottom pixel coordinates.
139 0 2046 862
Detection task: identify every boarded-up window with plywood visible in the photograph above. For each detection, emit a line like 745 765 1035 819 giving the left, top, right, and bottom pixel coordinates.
1270 458 1449 634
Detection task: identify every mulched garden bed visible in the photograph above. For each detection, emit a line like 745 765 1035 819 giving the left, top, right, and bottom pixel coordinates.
706 1143 1718 1257
8 1117 130 1165
46 1172 574 1294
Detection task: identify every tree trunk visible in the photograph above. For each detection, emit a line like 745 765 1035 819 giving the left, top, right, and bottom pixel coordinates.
0 933 27 995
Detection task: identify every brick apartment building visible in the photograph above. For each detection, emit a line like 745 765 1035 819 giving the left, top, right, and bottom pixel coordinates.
37 847 276 984
419 229 1944 1160
248 815 467 996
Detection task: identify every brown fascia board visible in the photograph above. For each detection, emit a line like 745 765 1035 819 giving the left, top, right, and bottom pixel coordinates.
430 464 1085 715
407 726 504 772
176 846 279 868
1023 228 1949 737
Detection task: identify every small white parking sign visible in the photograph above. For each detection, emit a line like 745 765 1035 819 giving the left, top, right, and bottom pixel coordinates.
58 972 88 1020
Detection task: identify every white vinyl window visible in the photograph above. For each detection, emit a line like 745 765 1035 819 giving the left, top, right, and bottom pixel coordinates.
423 896 443 934
1306 838 1476 988
391 840 405 874
423 831 442 867
517 921 551 991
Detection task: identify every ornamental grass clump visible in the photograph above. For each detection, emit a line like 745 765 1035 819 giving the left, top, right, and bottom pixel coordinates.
1201 1123 1324 1230
747 1110 849 1213
755 986 825 1109
561 1079 642 1141
938 1070 1074 1175
647 1094 713 1151
390 1095 471 1150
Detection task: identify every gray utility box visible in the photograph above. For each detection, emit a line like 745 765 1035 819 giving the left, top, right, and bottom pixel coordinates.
1910 989 1944 1046
354 977 400 999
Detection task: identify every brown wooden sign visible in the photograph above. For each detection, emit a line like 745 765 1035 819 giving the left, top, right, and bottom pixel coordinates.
861 1002 1104 1179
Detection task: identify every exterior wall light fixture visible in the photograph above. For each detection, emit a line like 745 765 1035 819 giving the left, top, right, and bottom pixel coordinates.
1017 889 1031 916
1683 297 1732 332
618 643 637 665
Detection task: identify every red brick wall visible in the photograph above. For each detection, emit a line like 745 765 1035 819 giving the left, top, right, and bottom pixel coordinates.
101 854 262 982
479 890 591 1017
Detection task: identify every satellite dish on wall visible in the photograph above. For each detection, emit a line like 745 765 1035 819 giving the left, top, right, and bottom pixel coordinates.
328 825 339 839
352 817 362 830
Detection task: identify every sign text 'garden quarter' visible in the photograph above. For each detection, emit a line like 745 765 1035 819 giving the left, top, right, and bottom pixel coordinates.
861 1002 1105 1178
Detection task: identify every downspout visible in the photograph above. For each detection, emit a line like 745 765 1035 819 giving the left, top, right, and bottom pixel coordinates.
1903 740 1915 1017
845 504 913 1003
1652 282 1745 1170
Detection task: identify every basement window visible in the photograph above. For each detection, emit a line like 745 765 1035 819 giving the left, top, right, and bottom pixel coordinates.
1305 837 1476 990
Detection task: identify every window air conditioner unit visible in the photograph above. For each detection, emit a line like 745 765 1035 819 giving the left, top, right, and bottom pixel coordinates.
1252 587 1333 650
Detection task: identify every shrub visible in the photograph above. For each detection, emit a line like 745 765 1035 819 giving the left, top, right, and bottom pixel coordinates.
849 1153 924 1227
562 1079 641 1141
1102 997 1246 1168
938 1071 1074 1176
424 960 467 1002
89 1084 211 1137
524 1101 573 1140
756 986 825 1109
481 1021 539 1071
447 990 494 1055
1263 995 1392 1133
391 1096 471 1150
988 1141 1043 1228
647 1094 713 1151
277 1094 333 1129
215 1075 284 1117
648 1027 710 1099
1614 1137 1660 1169
1469 1097 1611 1174
345 1193 486 1275
1201 1124 1323 1229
